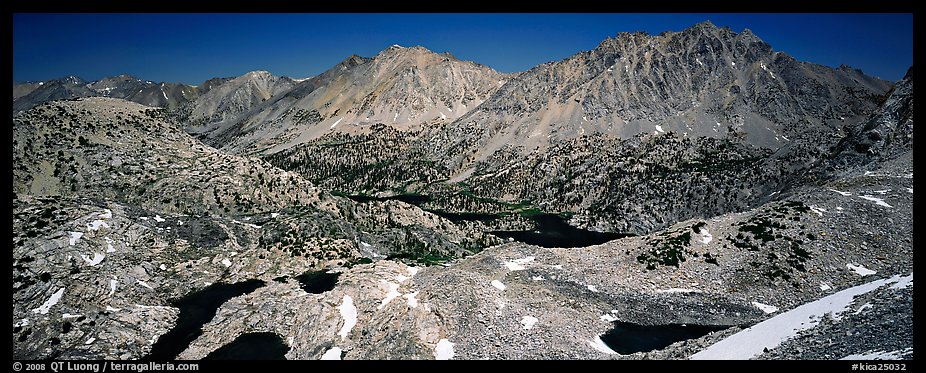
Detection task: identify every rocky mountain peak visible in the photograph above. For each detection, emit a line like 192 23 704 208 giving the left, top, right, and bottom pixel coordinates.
419 21 892 172
339 54 370 69
196 42 508 153
373 44 452 65
246 70 274 78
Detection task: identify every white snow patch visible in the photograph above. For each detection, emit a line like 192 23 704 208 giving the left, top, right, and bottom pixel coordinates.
819 282 832 291
395 266 418 282
656 288 702 294
829 189 852 196
80 252 105 266
752 301 779 314
847 263 876 276
321 347 342 360
98 210 112 219
491 280 506 291
521 316 539 330
853 303 872 315
532 276 544 281
905 188 913 194
859 195 892 208
552 265 563 270
600 314 619 322
760 63 776 78
396 266 418 282
85 337 96 344
691 274 910 360
62 313 82 319
86 220 109 231
871 189 890 194
696 58 703 66
139 217 148 221
378 281 401 309
808 205 827 216
655 125 665 133
699 228 713 244
68 232 84 246
221 258 232 268
731 61 736 67
403 292 419 308
435 339 455 360
106 306 121 312
153 215 165 223
159 264 166 271
137 280 154 290
840 348 913 360
583 116 588 122
588 335 617 354
503 256 535 271
14 319 29 327
32 288 65 314
337 295 357 340
587 285 599 292
330 117 343 129
890 275 913 289
105 237 115 253
109 278 118 296
271 213 280 219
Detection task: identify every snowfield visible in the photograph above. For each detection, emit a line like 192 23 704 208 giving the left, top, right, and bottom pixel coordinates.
690 273 912 360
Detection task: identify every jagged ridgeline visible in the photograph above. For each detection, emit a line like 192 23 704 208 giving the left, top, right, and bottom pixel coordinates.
12 20 912 360
247 22 892 235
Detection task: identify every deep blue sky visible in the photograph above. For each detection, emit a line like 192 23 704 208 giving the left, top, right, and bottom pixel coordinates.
13 13 913 85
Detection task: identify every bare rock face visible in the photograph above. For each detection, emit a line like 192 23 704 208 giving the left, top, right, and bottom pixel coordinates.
419 21 891 171
195 45 509 154
830 67 914 166
186 71 298 127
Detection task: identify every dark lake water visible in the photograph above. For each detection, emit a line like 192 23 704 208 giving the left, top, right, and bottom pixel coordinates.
428 210 500 223
345 194 631 248
344 193 432 205
144 279 265 360
600 321 730 354
491 213 632 248
294 270 339 293
202 332 289 360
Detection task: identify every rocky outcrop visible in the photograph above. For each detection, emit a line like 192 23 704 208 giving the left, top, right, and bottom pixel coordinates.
418 21 891 171
829 66 913 169
186 71 298 127
197 45 509 154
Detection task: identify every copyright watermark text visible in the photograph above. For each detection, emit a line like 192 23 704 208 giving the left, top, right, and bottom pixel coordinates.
13 361 199 373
